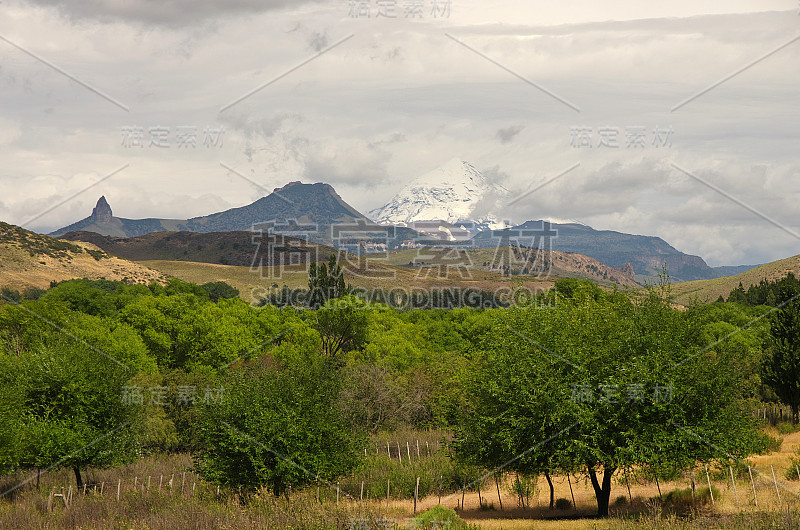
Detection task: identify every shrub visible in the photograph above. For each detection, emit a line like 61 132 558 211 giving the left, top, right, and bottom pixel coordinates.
412 505 478 530
762 433 783 453
664 485 719 507
777 422 800 435
555 497 572 510
785 449 800 481
615 495 628 505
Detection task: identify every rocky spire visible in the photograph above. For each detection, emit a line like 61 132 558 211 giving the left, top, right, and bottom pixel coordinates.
91 196 113 223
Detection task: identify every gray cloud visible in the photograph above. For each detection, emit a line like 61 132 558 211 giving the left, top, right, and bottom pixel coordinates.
495 124 525 144
23 0 322 26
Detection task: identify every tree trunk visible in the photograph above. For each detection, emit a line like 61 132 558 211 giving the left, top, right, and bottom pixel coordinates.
544 471 554 510
73 466 83 490
588 465 616 517
792 403 799 425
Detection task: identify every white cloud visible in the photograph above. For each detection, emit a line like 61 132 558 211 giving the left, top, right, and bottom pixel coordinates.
0 0 797 267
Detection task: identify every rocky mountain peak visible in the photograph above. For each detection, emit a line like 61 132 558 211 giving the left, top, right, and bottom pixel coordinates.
369 159 509 228
91 196 113 223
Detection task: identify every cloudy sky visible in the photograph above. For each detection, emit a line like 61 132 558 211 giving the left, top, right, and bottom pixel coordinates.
1 0 798 266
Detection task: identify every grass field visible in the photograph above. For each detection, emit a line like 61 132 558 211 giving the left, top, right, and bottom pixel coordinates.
140 259 557 305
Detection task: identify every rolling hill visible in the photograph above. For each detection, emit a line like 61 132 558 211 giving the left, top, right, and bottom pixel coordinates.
0 222 167 292
670 253 800 306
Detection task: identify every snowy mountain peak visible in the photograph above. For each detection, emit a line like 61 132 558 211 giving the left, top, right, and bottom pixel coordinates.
369 159 509 230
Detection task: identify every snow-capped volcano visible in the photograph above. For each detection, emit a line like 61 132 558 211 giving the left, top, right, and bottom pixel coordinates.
369 158 509 231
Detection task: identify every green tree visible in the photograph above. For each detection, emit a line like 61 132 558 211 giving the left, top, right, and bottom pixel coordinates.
307 254 350 308
455 286 765 516
763 298 800 424
313 296 368 359
1 339 142 489
201 281 240 303
193 349 362 496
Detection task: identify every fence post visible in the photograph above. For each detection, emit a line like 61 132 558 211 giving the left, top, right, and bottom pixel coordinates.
117 479 121 502
655 476 662 501
407 441 411 461
749 465 758 507
730 466 738 506
568 474 576 510
360 481 364 503
495 474 503 510
336 481 339 506
796 465 800 483
387 479 390 509
416 440 420 458
771 466 781 506
414 476 419 514
397 442 402 463
47 488 54 512
705 466 714 504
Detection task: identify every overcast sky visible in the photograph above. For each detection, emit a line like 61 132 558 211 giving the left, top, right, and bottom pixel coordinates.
1 0 798 266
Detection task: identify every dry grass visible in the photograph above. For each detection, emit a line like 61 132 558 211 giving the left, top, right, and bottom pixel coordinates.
0 240 167 291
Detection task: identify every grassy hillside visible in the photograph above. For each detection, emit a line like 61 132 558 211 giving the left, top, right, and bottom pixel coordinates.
670 254 800 306
0 222 167 291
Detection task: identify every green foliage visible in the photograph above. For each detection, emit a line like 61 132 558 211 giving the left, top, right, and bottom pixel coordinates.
313 296 369 359
0 287 21 304
200 281 240 302
785 448 800 481
615 494 628 505
725 273 800 307
411 506 478 530
777 421 800 434
663 485 719 507
193 352 362 496
554 277 603 301
453 286 766 516
762 298 800 423
41 279 152 317
0 339 141 485
307 254 350 309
